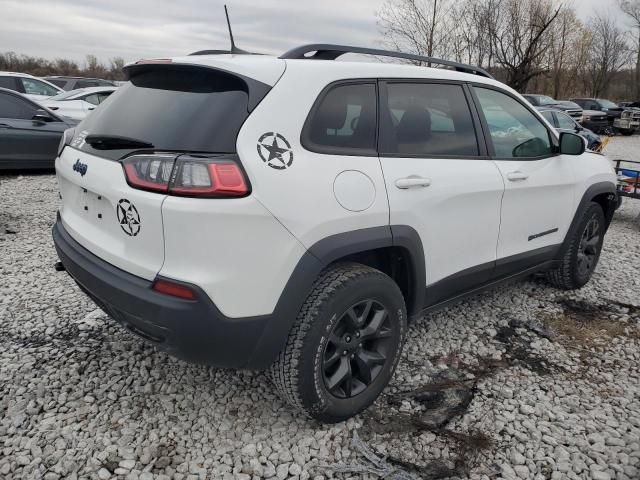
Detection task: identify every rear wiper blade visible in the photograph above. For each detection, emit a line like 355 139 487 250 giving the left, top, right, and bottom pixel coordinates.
85 134 154 150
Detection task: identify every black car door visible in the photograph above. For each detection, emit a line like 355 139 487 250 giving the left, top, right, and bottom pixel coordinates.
0 91 67 169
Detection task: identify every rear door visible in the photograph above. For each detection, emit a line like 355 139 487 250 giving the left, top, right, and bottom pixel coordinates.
472 86 575 273
378 81 505 306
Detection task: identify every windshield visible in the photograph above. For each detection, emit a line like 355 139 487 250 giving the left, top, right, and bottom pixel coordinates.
76 66 268 160
536 95 557 106
598 99 619 109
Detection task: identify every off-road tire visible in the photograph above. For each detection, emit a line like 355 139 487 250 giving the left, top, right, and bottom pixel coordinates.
546 202 606 290
269 262 407 423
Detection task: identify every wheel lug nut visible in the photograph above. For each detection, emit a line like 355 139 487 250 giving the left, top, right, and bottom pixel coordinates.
342 350 348 356
351 354 355 359
356 332 360 338
359 343 362 348
345 336 351 342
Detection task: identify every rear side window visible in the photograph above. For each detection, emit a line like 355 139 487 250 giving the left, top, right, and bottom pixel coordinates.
0 92 37 119
76 80 99 88
380 83 479 157
303 82 377 155
474 87 552 158
47 79 67 88
0 76 18 91
78 66 266 159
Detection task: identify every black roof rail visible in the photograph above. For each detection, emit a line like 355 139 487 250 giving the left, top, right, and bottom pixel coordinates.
279 44 494 79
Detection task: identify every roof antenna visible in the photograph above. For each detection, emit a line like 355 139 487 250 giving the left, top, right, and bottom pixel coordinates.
225 5 247 54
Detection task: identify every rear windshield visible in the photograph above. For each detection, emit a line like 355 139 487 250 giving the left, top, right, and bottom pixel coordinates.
76 66 261 158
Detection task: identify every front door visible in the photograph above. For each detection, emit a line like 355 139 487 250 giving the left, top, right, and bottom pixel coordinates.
472 86 575 276
378 81 505 307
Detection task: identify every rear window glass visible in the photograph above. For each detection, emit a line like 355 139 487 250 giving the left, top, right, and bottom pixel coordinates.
303 82 377 155
77 67 256 158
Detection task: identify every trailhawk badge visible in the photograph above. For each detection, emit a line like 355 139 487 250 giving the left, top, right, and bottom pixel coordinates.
257 132 293 170
116 199 141 237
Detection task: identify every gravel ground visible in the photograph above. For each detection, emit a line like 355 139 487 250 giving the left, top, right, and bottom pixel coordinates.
1 137 639 480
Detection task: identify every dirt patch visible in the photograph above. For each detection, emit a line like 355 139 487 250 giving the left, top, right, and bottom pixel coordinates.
542 298 637 345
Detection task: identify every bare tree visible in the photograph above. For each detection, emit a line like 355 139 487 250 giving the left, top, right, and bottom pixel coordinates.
491 0 562 91
619 0 640 98
584 13 631 97
377 0 457 63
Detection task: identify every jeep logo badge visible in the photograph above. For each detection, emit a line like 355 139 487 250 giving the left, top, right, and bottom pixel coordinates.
73 159 88 177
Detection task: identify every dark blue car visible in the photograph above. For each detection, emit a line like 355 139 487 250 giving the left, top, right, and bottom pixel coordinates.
0 87 77 170
538 107 602 151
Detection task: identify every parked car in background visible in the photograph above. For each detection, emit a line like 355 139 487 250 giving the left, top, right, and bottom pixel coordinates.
0 72 64 102
538 107 602 151
40 86 117 121
43 76 116 91
0 87 76 169
570 98 638 135
579 109 610 135
555 100 584 121
522 94 582 120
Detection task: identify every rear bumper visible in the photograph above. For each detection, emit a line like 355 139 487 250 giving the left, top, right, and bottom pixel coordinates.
52 217 273 368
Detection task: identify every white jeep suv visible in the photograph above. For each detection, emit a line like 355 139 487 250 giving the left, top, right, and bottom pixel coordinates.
52 45 617 423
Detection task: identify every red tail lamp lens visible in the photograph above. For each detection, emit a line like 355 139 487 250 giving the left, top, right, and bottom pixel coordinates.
152 279 196 300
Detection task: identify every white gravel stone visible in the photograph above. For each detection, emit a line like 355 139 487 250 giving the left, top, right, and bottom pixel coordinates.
0 136 639 479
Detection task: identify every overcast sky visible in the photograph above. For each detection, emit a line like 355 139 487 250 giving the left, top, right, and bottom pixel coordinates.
0 0 627 64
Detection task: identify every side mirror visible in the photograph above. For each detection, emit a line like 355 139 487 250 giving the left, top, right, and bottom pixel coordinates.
32 109 54 123
559 132 586 155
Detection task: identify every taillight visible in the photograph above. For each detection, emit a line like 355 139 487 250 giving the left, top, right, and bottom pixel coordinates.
57 127 75 156
152 279 196 300
122 154 175 193
122 153 249 198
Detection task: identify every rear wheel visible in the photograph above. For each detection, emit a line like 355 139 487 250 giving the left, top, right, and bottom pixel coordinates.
270 263 406 423
546 202 606 289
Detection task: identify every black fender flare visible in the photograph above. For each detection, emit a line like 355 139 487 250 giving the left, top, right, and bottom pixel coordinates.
557 181 617 260
246 225 425 369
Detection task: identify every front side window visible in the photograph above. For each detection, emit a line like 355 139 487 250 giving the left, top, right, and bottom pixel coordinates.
380 83 479 156
0 92 37 119
556 112 576 130
84 94 100 105
20 78 59 96
474 87 552 158
304 82 377 154
541 110 556 126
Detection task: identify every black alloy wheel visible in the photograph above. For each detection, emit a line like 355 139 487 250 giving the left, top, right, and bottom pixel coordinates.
322 299 393 399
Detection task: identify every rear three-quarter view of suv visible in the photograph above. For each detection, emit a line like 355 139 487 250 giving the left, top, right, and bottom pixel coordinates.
53 44 617 423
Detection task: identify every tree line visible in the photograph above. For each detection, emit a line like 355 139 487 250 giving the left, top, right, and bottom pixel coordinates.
378 0 640 100
0 52 126 81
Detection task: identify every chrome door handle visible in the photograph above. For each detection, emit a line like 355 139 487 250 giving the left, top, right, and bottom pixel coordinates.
395 176 432 189
88 107 95 110
506 171 529 182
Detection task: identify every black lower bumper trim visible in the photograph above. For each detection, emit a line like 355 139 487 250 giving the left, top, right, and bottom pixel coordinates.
52 218 272 368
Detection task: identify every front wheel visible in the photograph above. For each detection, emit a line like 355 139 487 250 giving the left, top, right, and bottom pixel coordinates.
546 202 606 289
270 263 407 423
